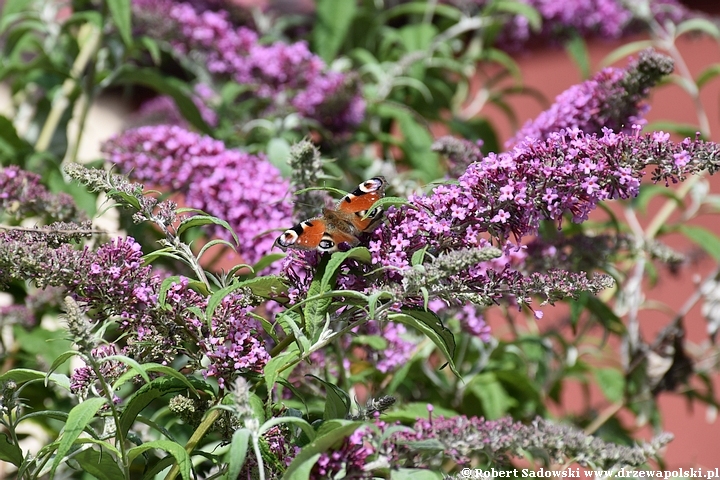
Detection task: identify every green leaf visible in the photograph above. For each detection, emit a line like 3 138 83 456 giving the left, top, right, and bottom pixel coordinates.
351 334 388 350
389 309 458 376
50 397 108 477
250 253 286 277
676 17 720 39
582 294 626 335
492 0 541 31
264 349 299 394
448 117 500 153
0 114 31 155
564 34 590 79
158 276 209 308
119 377 209 437
197 238 236 262
365 196 414 214
13 326 73 373
177 215 239 246
127 440 192 480
321 247 371 293
377 2 462 24
306 374 351 421
283 421 362 479
381 402 457 423
101 354 151 384
267 137 293 177
601 40 656 68
138 36 161 64
411 246 428 266
238 275 290 300
108 187 142 210
679 225 720 262
259 416 316 442
112 67 211 134
0 432 23 466
696 64 720 89
633 184 682 214
467 373 511 419
278 311 311 354
302 248 370 339
397 24 437 52
226 429 251 480
0 368 70 390
312 0 356 63
594 367 625 403
107 0 131 46
112 363 197 394
205 280 250 324
395 110 441 180
48 350 78 377
72 446 124 480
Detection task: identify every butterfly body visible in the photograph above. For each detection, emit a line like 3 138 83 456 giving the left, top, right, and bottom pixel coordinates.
275 177 387 253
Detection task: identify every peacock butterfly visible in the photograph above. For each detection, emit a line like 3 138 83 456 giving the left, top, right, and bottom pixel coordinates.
274 177 387 253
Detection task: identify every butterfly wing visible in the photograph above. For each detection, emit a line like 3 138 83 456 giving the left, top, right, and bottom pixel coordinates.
274 177 387 253
274 218 327 251
336 176 387 232
274 217 361 253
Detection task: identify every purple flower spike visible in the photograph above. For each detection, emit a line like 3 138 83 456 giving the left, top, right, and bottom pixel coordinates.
103 125 293 266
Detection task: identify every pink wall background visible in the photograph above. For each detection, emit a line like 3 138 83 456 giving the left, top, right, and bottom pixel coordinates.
481 21 720 468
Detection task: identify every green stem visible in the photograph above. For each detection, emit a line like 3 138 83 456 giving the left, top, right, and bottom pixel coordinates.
35 23 101 153
164 408 222 480
269 333 296 357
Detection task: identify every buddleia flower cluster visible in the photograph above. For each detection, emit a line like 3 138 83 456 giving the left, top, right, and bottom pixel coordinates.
132 0 365 134
507 49 674 147
302 411 672 478
467 0 696 51
102 124 294 266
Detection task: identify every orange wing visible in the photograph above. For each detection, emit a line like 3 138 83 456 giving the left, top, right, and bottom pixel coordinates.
274 217 361 252
274 177 388 253
274 218 327 251
336 177 387 232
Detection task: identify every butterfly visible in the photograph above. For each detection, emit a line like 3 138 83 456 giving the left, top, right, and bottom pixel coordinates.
274 177 388 253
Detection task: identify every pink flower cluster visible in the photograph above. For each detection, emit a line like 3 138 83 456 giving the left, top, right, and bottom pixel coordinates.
102 125 293 266
508 49 673 148
480 0 694 50
132 0 365 133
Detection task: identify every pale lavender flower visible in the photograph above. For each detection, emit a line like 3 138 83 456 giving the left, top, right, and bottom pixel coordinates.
365 128 720 314
388 412 672 469
102 125 293 266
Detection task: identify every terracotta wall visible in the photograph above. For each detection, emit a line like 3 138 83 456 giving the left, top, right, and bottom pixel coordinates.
483 25 720 468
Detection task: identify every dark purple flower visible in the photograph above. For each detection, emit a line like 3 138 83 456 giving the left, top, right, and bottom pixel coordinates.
0 166 87 223
311 426 375 479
